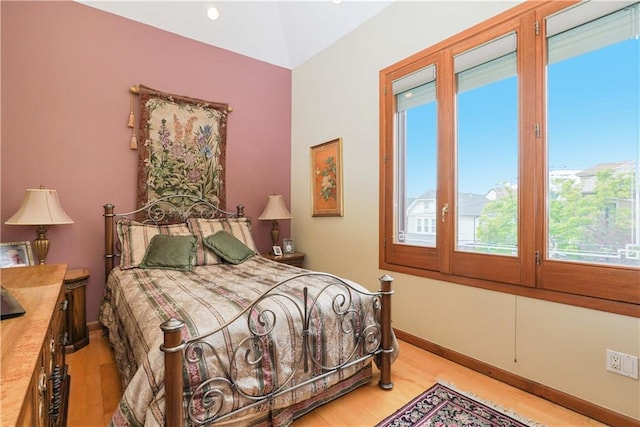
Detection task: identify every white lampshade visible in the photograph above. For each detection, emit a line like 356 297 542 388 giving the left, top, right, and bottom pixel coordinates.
5 188 74 225
258 195 292 221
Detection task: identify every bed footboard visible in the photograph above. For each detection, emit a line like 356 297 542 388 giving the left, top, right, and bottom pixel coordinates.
161 273 394 426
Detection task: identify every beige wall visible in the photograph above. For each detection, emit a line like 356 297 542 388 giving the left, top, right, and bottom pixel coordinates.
291 1 640 420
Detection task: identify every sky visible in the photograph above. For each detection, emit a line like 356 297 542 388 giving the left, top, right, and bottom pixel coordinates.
404 37 639 196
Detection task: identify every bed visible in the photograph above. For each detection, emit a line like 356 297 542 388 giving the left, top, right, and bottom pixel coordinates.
99 195 396 426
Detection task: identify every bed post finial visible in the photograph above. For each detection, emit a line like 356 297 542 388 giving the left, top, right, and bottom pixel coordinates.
378 274 394 390
236 204 245 217
161 318 185 426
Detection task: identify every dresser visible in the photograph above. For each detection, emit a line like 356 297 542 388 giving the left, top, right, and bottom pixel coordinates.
0 264 70 426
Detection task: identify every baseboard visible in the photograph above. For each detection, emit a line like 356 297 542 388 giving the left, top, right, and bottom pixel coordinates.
64 336 89 354
394 329 639 427
87 321 102 331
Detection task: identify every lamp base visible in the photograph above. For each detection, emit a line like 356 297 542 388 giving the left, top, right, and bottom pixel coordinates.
33 225 49 265
270 220 280 251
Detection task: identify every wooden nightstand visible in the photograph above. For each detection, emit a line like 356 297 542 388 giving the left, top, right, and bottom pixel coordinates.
63 268 90 353
264 252 305 268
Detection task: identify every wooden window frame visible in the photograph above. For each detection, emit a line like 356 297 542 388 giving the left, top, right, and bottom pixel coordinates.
379 0 640 318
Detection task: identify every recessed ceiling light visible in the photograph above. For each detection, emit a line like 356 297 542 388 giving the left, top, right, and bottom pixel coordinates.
207 6 220 21
332 0 343 4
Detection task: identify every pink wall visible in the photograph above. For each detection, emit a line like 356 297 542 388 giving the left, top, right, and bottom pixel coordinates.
1 1 292 322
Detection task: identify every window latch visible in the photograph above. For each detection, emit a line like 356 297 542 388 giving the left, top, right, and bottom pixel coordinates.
441 203 449 222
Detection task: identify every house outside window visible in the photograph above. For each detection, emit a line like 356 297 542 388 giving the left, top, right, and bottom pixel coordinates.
405 191 437 244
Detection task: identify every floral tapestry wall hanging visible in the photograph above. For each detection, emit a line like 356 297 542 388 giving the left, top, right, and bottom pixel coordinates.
311 138 343 217
135 85 230 215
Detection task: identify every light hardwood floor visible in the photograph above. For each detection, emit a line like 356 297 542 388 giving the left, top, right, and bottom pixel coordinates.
67 329 606 426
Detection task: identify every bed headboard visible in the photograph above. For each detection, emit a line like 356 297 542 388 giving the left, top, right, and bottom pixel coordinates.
103 195 245 279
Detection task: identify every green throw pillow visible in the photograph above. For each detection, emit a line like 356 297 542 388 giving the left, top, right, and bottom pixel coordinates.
139 234 197 271
203 230 255 264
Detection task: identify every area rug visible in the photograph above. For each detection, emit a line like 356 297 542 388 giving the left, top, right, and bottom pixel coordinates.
376 382 542 427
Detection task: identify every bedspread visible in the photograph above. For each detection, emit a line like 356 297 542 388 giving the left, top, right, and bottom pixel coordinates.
99 256 392 426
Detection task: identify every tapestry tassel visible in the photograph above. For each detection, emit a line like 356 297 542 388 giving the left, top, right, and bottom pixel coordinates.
130 130 138 150
128 85 139 150
128 89 135 128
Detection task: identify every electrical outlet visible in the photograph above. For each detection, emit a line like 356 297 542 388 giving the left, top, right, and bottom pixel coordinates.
610 351 621 370
606 350 639 379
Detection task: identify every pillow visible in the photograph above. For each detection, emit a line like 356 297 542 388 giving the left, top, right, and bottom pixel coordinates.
117 219 192 269
203 231 255 265
187 217 258 265
139 235 197 271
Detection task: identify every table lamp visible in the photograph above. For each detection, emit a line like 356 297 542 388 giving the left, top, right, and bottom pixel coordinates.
258 195 292 251
5 187 74 264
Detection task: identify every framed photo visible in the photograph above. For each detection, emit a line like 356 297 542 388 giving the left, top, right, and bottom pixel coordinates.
272 245 283 256
0 241 34 268
311 138 343 217
283 238 294 254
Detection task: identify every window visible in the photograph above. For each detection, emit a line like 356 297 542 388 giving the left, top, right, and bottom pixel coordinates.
546 2 639 269
380 1 639 314
393 65 437 248
455 33 519 257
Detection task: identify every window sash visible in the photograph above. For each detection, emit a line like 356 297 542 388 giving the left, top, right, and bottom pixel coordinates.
544 2 640 271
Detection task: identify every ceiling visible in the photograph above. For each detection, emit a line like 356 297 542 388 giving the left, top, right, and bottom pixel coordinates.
77 0 394 69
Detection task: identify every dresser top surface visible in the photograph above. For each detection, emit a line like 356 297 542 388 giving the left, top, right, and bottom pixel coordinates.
0 264 67 424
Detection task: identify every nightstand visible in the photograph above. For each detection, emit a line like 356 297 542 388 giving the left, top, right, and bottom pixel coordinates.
64 268 90 353
264 252 305 268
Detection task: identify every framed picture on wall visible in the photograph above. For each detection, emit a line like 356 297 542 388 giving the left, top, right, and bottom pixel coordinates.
0 241 34 268
311 138 343 217
283 238 294 254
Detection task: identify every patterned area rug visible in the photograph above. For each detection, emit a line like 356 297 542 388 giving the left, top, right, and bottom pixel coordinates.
376 383 541 427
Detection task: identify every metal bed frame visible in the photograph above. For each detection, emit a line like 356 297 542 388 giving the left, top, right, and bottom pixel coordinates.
103 195 393 426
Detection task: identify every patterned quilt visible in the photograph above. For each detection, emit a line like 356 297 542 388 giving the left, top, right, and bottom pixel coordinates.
99 256 391 426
